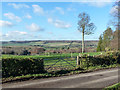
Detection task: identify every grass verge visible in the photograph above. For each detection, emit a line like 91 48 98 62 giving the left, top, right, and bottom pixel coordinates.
103 82 120 90
2 64 118 84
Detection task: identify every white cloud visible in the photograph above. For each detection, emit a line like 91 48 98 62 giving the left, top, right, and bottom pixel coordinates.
17 31 27 35
2 31 42 41
32 5 44 15
48 32 53 34
67 8 73 11
50 7 64 15
110 5 118 14
25 14 32 19
8 3 29 9
48 18 71 29
48 18 53 23
0 20 14 27
4 13 22 22
2 31 28 41
7 31 27 35
27 23 44 32
116 0 120 2
55 7 64 15
81 0 113 7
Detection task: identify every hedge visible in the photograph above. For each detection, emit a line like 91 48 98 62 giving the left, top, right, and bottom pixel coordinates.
2 57 45 78
94 51 120 66
79 51 120 68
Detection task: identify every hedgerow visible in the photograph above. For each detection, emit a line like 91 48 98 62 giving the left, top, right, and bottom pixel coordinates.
2 51 120 78
2 57 45 78
79 51 120 68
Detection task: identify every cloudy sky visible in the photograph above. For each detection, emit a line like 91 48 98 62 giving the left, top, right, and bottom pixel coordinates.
1 1 117 41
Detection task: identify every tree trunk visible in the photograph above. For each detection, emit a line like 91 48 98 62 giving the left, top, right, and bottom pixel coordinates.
82 31 84 53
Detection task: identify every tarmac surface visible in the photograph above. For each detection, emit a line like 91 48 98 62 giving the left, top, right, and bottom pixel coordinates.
2 68 119 89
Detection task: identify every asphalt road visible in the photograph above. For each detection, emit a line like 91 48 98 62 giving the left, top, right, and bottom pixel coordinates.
2 68 119 89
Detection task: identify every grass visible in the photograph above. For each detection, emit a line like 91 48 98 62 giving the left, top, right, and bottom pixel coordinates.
2 52 101 58
3 51 116 83
103 82 120 90
2 52 103 72
45 42 70 47
2 64 118 83
2 52 101 72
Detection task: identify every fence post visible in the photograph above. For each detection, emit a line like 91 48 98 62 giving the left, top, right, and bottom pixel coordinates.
77 56 79 66
87 54 89 69
71 53 73 58
48 52 50 56
80 58 81 67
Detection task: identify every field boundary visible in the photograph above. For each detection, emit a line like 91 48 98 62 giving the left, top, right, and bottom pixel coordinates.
2 66 118 84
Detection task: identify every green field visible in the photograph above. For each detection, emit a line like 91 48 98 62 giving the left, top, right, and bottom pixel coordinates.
2 52 102 71
2 40 98 50
2 52 101 58
2 51 120 83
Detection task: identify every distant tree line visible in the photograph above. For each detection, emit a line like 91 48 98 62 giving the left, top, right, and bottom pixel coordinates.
2 47 45 55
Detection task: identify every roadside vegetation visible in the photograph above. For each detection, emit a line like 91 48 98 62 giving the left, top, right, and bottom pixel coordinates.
2 51 120 83
103 82 120 90
2 64 118 83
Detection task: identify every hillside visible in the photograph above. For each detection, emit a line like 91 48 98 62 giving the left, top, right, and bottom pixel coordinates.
2 40 98 49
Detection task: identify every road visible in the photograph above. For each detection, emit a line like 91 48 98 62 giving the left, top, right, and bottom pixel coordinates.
2 68 119 89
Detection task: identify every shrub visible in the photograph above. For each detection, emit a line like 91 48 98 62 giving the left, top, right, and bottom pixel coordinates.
80 51 120 68
2 57 45 78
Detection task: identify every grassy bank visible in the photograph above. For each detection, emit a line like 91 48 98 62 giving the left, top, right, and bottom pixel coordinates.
103 82 120 90
2 64 118 83
2 51 120 83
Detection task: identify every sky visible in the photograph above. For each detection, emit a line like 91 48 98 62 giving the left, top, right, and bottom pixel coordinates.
0 1 117 41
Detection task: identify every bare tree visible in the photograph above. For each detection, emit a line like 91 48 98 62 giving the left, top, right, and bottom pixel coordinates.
110 29 120 50
110 1 120 50
78 12 96 53
110 0 120 28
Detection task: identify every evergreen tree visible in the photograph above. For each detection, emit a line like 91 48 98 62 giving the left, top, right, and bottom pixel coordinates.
97 35 103 52
97 27 113 52
102 27 113 50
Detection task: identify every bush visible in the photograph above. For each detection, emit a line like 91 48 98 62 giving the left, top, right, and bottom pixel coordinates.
80 51 120 68
2 57 45 78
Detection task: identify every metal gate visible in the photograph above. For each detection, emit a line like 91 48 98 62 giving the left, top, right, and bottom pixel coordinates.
44 56 77 72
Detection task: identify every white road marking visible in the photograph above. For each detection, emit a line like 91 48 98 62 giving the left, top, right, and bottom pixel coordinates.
3 69 118 88
63 75 118 88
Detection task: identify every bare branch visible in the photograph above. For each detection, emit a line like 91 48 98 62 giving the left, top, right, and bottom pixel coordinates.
78 12 96 35
85 23 96 35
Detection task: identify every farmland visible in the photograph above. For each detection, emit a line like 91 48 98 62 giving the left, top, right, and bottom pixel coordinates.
2 52 101 58
1 40 98 50
2 51 119 74
1 40 98 56
2 51 120 83
2 52 101 71
1 40 120 83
